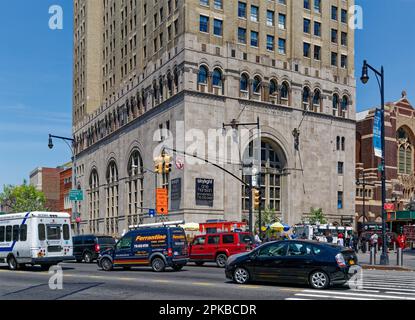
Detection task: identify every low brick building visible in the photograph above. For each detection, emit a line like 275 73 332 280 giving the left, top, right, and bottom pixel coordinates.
29 167 62 212
356 91 415 231
59 164 73 216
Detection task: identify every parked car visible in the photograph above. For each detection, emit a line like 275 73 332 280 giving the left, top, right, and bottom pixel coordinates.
189 232 254 268
97 226 189 272
225 240 360 290
73 235 116 263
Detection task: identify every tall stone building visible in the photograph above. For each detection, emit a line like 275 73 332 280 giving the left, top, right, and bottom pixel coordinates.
73 0 356 236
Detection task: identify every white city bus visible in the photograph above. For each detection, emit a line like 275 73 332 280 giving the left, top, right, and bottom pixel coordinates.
0 212 74 270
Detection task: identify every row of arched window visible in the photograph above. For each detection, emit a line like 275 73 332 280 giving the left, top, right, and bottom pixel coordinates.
197 65 351 117
87 150 144 235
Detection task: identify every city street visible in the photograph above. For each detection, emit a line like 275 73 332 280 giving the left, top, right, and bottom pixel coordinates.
0 262 414 300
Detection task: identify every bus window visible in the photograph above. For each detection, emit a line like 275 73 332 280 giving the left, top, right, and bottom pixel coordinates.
20 225 27 242
47 225 61 240
0 226 4 242
6 226 12 242
12 225 19 242
63 224 70 240
38 224 46 241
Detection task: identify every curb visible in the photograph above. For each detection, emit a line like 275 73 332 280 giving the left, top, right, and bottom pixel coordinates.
361 264 413 272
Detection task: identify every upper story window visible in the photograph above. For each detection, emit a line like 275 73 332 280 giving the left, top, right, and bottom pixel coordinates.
397 127 414 175
341 9 348 23
278 14 286 29
240 73 249 91
269 79 278 96
250 30 259 47
251 5 259 22
214 0 223 10
200 0 209 6
278 38 286 54
212 68 223 87
213 19 223 36
314 21 321 37
303 42 311 58
238 2 247 18
267 10 274 26
331 6 338 20
304 0 310 10
332 94 339 116
304 18 311 33
238 27 247 43
253 76 262 94
198 65 209 85
314 0 321 13
199 15 209 33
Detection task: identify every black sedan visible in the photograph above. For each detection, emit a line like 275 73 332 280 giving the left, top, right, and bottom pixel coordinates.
225 240 360 290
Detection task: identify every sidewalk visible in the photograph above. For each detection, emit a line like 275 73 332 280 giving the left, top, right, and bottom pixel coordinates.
357 249 415 271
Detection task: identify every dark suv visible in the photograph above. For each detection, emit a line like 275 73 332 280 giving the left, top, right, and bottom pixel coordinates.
73 235 116 263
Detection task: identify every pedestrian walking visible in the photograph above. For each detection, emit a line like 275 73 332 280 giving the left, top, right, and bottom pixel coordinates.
326 233 333 243
254 233 262 247
337 233 344 246
370 233 379 252
397 233 407 250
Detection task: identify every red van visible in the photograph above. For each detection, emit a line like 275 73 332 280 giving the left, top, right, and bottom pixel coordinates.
189 232 254 267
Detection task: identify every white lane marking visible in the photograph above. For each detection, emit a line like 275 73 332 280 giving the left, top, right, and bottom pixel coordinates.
301 289 415 300
360 286 415 292
385 291 415 296
350 289 380 293
295 293 373 300
285 298 312 300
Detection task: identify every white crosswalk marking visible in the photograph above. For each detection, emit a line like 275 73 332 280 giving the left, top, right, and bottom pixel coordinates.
286 270 415 300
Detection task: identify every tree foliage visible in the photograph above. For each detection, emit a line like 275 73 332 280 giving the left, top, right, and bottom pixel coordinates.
308 207 327 224
0 182 47 213
255 207 280 229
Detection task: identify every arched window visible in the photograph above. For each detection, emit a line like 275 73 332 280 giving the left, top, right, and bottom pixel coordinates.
106 161 119 235
159 77 164 100
313 89 321 111
240 73 249 91
302 87 311 110
280 82 289 104
167 73 173 96
253 76 262 94
212 68 223 87
242 141 284 213
341 96 349 117
269 79 278 96
127 150 144 227
198 65 208 84
397 127 413 174
332 94 339 116
89 169 100 234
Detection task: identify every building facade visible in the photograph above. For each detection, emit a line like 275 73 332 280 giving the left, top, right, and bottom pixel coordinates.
356 92 415 231
29 167 62 212
59 165 73 216
73 0 356 236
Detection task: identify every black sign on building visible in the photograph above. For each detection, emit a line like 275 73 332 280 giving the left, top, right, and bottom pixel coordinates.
170 178 182 211
195 178 214 207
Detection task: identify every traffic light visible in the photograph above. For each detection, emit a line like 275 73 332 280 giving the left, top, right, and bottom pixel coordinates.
253 188 261 210
154 156 163 174
164 155 172 174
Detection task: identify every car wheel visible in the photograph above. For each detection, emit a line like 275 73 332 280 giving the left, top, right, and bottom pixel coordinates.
151 257 166 272
195 261 205 266
100 258 113 271
7 256 19 271
216 254 228 268
83 252 93 263
233 267 250 284
309 270 330 290
172 265 184 271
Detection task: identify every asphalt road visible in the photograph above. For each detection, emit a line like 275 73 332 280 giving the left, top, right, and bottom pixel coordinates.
0 262 414 300
0 262 311 300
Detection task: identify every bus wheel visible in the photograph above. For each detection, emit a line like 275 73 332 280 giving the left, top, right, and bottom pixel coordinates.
7 256 19 271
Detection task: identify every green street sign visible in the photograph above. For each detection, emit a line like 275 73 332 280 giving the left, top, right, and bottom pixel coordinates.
69 190 84 201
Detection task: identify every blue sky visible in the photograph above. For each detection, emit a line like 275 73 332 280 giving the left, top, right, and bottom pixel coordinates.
0 0 414 189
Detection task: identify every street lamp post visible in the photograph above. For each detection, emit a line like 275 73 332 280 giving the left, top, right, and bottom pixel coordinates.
361 60 389 265
48 134 80 234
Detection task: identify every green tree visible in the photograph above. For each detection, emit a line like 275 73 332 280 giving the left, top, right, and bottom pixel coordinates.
308 207 327 225
0 182 47 213
255 207 280 229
